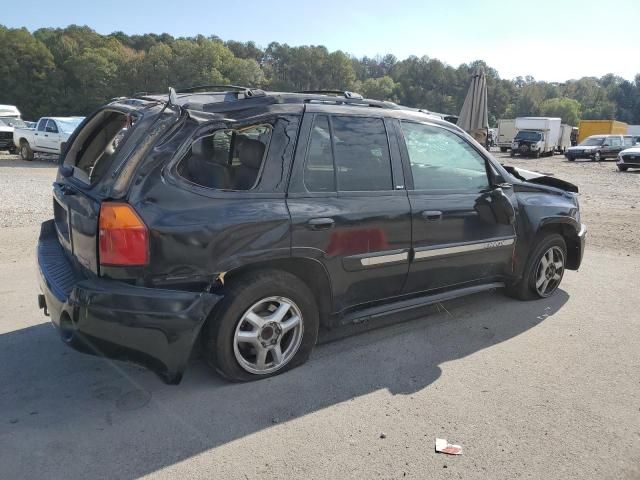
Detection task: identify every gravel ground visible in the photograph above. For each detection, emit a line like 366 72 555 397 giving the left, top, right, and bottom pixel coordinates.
0 151 639 479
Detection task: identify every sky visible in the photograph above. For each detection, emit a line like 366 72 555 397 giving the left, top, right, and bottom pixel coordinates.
3 0 639 82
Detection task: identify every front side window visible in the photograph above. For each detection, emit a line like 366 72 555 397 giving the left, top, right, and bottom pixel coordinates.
45 120 58 133
331 116 392 192
608 136 621 147
178 124 271 191
401 122 489 191
37 119 47 132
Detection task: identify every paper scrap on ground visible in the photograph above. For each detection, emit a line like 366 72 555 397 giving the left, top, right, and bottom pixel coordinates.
435 438 462 455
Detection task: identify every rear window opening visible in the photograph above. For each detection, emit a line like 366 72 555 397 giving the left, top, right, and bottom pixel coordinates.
177 124 271 191
64 110 136 184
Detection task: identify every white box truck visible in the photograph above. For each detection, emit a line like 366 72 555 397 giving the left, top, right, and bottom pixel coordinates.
511 117 561 157
557 124 573 153
496 119 516 152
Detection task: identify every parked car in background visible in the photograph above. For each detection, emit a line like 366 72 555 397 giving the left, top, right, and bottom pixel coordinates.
577 119 627 144
557 124 573 153
616 145 640 171
497 119 516 152
511 117 561 158
13 117 84 160
36 88 586 384
0 104 25 153
565 134 634 161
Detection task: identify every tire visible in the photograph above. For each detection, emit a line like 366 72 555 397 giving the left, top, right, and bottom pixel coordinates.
500 147 507 153
618 166 628 172
19 141 34 161
201 270 319 382
593 151 601 162
534 150 540 158
8 146 17 155
506 233 567 301
567 156 575 162
510 150 515 157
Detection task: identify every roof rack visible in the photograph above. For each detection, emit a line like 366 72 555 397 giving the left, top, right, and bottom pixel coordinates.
295 90 364 100
176 85 266 97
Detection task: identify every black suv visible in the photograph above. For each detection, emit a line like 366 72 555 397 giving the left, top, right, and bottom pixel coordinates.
37 88 586 383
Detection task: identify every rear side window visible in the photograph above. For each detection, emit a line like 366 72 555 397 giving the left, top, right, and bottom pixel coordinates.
303 115 393 192
177 124 271 191
401 121 489 191
623 137 634 147
304 115 334 192
332 116 392 192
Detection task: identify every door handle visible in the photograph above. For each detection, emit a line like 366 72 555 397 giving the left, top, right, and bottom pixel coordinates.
307 218 335 230
44 134 49 137
34 133 38 136
421 210 442 221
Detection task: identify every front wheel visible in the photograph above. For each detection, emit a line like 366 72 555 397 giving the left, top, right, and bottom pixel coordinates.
507 233 567 300
618 166 628 172
500 147 508 153
20 141 34 161
593 151 601 162
202 270 319 382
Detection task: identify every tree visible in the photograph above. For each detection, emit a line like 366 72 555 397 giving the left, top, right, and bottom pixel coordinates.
538 98 581 125
1 23 639 124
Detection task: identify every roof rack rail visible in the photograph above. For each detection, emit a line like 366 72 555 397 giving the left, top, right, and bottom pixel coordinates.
176 85 266 97
295 90 364 100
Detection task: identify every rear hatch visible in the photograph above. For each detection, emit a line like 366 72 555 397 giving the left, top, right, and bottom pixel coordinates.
53 100 181 275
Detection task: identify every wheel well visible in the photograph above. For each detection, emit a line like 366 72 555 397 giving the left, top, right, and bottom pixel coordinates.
222 258 334 327
19 138 28 146
537 223 580 270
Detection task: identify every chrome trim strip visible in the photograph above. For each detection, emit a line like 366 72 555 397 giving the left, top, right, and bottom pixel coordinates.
360 252 409 266
414 238 515 260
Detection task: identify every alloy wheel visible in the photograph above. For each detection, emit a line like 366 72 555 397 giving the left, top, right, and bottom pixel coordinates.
233 296 304 375
534 246 565 297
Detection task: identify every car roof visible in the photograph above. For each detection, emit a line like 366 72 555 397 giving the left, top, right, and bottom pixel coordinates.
131 88 462 132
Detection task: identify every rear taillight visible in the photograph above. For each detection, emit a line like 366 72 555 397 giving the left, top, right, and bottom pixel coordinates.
98 202 148 266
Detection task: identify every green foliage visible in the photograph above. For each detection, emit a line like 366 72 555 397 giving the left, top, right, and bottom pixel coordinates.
1 24 639 126
538 98 581 125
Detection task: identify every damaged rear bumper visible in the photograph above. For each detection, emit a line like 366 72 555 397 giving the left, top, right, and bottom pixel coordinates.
37 220 221 384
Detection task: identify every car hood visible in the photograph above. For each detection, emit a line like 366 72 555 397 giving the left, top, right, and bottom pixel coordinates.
620 146 640 155
502 165 579 193
568 145 597 151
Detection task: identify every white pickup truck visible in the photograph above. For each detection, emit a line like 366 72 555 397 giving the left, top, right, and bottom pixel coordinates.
13 117 84 160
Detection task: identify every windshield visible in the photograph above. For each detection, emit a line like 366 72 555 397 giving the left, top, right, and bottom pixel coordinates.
0 117 26 128
55 118 84 134
580 137 605 146
515 131 542 141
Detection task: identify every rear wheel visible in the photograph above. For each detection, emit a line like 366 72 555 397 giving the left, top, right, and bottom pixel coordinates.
593 151 601 162
510 150 515 157
507 233 567 300
201 270 319 382
8 146 17 155
19 141 34 161
567 156 575 162
500 147 508 153
618 165 628 172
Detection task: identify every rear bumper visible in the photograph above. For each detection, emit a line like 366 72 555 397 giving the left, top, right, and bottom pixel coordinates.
37 220 222 384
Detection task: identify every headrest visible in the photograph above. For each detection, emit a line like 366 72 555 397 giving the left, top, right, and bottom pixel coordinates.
191 136 215 158
237 137 265 170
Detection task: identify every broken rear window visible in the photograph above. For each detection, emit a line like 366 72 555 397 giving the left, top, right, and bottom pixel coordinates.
64 111 137 184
